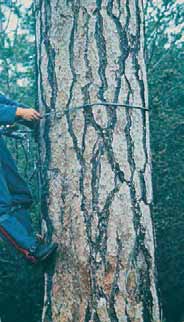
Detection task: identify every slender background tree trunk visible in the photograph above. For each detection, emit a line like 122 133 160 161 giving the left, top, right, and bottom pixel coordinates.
36 1 160 321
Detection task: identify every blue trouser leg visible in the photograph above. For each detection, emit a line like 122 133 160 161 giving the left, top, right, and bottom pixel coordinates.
0 169 37 250
0 214 36 250
0 138 33 208
0 139 37 251
0 138 34 233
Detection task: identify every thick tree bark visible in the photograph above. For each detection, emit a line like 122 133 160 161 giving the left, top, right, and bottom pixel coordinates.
36 1 160 321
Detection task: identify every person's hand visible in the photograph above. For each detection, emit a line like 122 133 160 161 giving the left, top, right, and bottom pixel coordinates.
16 107 41 121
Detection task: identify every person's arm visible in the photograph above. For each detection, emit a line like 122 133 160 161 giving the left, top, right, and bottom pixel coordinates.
0 94 41 127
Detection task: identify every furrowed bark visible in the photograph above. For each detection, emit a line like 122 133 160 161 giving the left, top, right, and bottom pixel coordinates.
35 1 160 321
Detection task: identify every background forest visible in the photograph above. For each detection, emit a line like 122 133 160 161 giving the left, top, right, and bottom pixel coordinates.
0 0 184 322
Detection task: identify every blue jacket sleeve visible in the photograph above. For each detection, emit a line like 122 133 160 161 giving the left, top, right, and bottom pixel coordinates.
0 104 18 125
0 94 29 126
0 94 17 106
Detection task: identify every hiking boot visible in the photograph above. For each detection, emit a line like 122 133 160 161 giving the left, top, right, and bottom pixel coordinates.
27 241 58 264
0 213 58 263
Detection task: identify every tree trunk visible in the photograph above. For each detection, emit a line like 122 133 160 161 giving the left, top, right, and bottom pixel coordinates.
36 1 160 321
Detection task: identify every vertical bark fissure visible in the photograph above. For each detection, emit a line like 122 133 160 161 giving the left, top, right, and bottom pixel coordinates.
36 1 160 321
125 108 153 321
106 0 130 102
39 0 56 240
37 0 52 244
37 2 60 321
116 0 154 319
107 233 123 322
43 0 58 111
94 1 108 101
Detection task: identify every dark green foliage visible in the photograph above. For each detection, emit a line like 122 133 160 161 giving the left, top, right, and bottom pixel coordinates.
0 236 44 322
0 2 36 105
146 1 184 321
